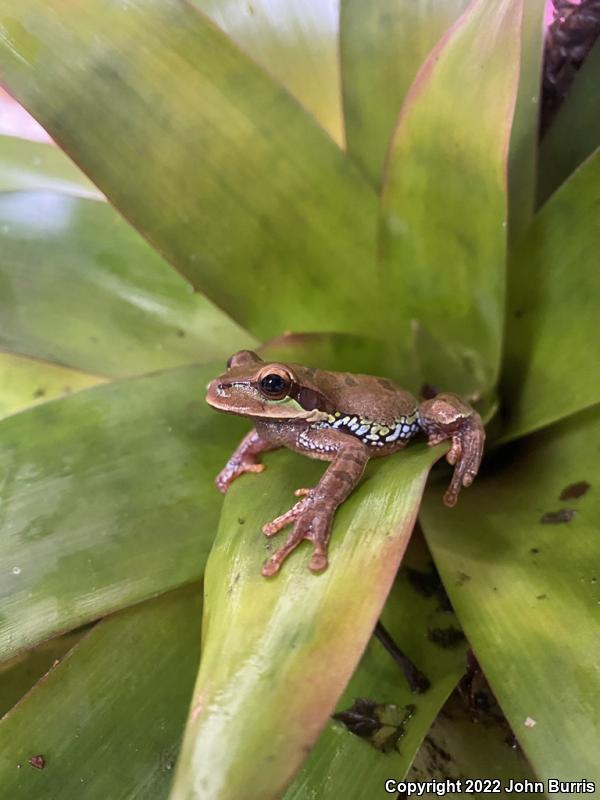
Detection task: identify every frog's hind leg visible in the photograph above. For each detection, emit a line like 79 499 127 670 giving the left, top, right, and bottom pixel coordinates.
417 393 485 506
261 431 369 577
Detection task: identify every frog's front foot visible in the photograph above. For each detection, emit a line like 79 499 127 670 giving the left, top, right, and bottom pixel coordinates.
418 393 485 507
215 460 265 494
261 489 334 576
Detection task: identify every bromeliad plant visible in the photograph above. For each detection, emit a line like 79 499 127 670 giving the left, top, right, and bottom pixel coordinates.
0 0 599 797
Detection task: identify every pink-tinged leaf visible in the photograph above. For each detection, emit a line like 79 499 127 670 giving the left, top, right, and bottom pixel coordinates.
170 445 442 800
379 0 523 396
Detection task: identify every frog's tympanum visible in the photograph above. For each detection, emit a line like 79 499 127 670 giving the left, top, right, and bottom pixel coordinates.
206 351 485 578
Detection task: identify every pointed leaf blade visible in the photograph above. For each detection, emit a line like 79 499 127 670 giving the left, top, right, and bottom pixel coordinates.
502 147 600 440
0 586 202 799
170 446 441 800
421 406 600 783
0 0 380 339
379 0 523 393
200 0 343 146
340 0 469 187
0 190 253 379
0 364 244 661
284 533 467 799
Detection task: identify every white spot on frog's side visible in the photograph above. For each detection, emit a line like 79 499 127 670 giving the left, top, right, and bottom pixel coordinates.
12 566 21 575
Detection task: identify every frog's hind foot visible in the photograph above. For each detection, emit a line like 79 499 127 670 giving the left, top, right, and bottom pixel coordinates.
418 393 485 507
261 489 333 577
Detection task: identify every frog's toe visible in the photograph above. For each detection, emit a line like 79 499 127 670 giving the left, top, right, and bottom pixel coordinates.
308 552 328 572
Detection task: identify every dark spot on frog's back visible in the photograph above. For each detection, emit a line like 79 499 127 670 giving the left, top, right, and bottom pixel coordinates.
377 378 395 392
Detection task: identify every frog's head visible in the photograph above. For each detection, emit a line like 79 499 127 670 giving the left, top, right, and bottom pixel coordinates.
206 350 333 422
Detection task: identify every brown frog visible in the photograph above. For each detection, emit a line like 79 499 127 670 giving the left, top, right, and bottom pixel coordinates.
206 350 485 578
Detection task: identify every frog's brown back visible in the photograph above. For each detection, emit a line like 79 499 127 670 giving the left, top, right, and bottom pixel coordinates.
292 365 417 426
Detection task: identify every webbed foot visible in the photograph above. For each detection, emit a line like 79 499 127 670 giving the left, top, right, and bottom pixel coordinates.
262 488 334 576
215 460 264 494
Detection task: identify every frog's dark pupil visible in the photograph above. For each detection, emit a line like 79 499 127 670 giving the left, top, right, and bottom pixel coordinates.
260 374 287 396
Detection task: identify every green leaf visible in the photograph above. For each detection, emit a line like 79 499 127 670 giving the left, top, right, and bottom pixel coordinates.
260 332 422 394
200 0 343 146
0 134 102 198
0 191 252 379
285 532 466 800
0 351 105 419
0 585 202 799
379 0 523 394
538 39 600 207
409 689 539 788
340 0 469 187
507 0 546 242
0 629 85 718
501 148 600 440
0 363 245 662
420 406 600 784
0 0 380 340
170 445 441 800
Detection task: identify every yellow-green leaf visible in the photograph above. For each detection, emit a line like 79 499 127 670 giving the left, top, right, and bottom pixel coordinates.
379 0 523 394
0 0 380 340
421 406 600 784
502 147 600 440
171 445 442 800
340 0 468 187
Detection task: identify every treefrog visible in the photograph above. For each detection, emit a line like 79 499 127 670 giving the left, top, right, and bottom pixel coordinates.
206 350 485 578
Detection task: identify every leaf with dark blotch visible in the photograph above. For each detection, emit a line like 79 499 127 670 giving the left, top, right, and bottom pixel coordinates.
333 698 416 754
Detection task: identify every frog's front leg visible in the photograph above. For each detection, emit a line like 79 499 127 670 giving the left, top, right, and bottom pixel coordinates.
215 428 280 494
261 430 369 577
418 393 485 507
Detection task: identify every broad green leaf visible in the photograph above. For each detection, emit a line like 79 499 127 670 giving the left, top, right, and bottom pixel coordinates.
171 444 442 800
379 0 523 394
0 629 84 718
501 148 600 440
420 405 600 784
260 331 422 394
0 191 253 378
0 0 380 340
0 585 202 799
285 532 467 800
0 363 246 662
538 39 600 206
409 690 539 791
340 0 468 187
201 0 343 146
507 0 546 242
0 351 105 419
0 134 102 198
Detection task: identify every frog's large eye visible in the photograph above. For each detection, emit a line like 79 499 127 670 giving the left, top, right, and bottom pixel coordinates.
259 372 291 400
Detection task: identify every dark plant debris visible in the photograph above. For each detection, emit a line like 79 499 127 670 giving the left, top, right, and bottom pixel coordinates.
29 755 45 770
405 562 453 612
540 508 577 524
559 480 590 500
542 0 600 133
427 626 465 649
332 698 416 753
